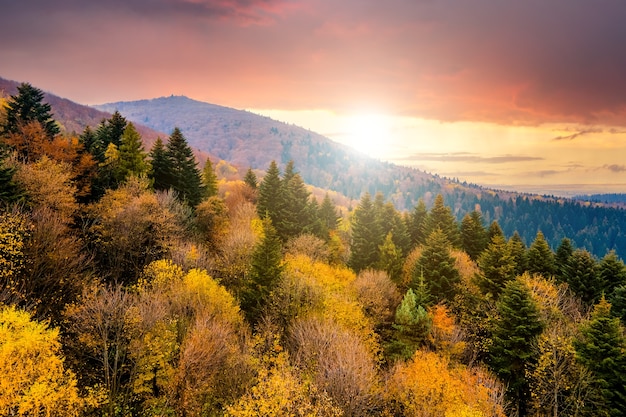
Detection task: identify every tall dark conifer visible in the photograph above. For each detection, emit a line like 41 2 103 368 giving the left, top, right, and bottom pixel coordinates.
425 194 460 247
1 82 59 139
418 228 460 302
508 232 528 276
461 210 488 260
349 192 383 272
257 160 282 225
165 127 204 206
149 137 169 191
527 231 556 277
408 198 428 248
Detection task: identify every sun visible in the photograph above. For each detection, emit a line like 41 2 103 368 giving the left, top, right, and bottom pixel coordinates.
341 113 394 157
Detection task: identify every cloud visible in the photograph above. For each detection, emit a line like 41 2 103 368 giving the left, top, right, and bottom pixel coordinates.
552 128 603 141
402 153 544 164
603 164 626 173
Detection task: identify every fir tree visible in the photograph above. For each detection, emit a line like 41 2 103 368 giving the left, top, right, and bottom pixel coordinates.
390 288 432 359
487 220 505 243
477 234 516 300
165 127 204 206
489 278 545 417
241 217 284 324
527 231 556 277
118 122 148 179
508 231 528 276
202 157 219 198
418 228 460 302
148 137 170 191
408 198 428 248
243 167 257 189
424 194 460 247
0 150 21 203
318 193 339 232
1 82 59 139
599 251 626 296
349 192 383 273
574 297 626 416
555 237 574 281
257 160 282 225
377 232 404 283
564 249 601 306
278 167 313 241
461 210 488 260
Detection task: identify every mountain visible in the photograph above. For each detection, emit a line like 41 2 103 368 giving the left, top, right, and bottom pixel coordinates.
95 96 626 259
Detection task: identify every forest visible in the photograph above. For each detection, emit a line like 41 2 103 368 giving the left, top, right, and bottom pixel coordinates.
2 83 626 417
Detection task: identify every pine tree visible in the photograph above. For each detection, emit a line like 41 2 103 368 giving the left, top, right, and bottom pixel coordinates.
487 220 505 243
508 231 528 276
418 228 460 302
349 192 383 273
278 168 313 241
477 234 516 300
118 122 148 179
149 137 170 191
390 288 432 359
1 82 59 139
408 198 428 248
106 111 128 148
574 297 626 416
489 278 545 417
202 157 219 198
241 217 284 324
165 127 204 206
527 231 556 277
460 211 488 260
243 167 257 189
424 194 460 247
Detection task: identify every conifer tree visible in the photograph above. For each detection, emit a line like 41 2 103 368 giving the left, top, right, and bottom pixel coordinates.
318 193 339 232
527 231 556 277
385 202 411 257
424 194 460 247
202 157 219 198
408 198 428 248
487 220 505 242
418 228 460 302
148 137 169 191
460 210 488 260
165 127 204 206
555 237 574 281
257 160 282 224
241 217 284 324
349 192 383 272
489 278 545 417
0 150 21 203
79 126 104 162
278 168 313 241
118 122 148 179
243 167 257 189
508 231 528 276
1 82 59 139
391 288 432 359
574 297 626 416
477 234 516 300
377 232 404 283
599 251 626 296
564 249 601 306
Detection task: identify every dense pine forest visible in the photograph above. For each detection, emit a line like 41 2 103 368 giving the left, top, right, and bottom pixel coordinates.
3 83 626 417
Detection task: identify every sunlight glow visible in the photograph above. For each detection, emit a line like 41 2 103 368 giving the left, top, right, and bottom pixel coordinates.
341 113 394 157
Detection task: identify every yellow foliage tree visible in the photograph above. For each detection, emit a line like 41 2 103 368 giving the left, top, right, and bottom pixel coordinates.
0 304 83 416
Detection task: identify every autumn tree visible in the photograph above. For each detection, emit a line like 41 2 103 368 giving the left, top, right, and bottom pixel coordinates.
489 278 545 417
202 157 219 198
0 304 83 416
1 82 59 140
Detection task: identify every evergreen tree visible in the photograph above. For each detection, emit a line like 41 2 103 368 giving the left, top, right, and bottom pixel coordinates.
390 288 432 359
411 266 433 307
487 220 505 243
241 217 284 324
0 150 21 203
418 228 460 302
477 234 516 300
318 193 339 232
278 170 313 240
257 160 282 225
165 127 204 206
79 126 104 162
202 157 219 198
574 297 626 416
1 82 59 139
148 137 169 191
527 231 556 277
508 231 528 276
564 249 601 306
489 278 545 417
118 122 148 179
243 167 257 189
599 251 626 296
105 111 128 148
408 198 428 248
377 232 404 283
425 194 460 247
460 210 488 260
555 237 574 281
349 192 383 273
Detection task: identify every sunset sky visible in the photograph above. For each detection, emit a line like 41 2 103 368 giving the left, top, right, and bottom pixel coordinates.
1 0 626 195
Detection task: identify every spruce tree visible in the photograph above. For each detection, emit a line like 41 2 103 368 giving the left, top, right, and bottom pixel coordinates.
487 220 505 243
477 234 516 300
318 193 339 232
555 237 574 281
377 232 404 283
148 137 170 191
241 217 284 324
118 122 148 179
349 192 383 272
564 249 601 306
574 297 626 416
202 157 219 198
257 160 282 224
1 82 59 139
165 127 203 206
599 251 626 296
418 228 460 302
408 198 428 248
0 150 21 203
390 288 432 359
489 278 545 417
460 210 488 260
278 170 313 241
385 202 411 257
527 231 556 277
508 231 528 276
424 194 460 247
243 167 257 189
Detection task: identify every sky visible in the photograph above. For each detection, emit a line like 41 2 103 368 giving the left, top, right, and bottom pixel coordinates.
1 0 626 195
